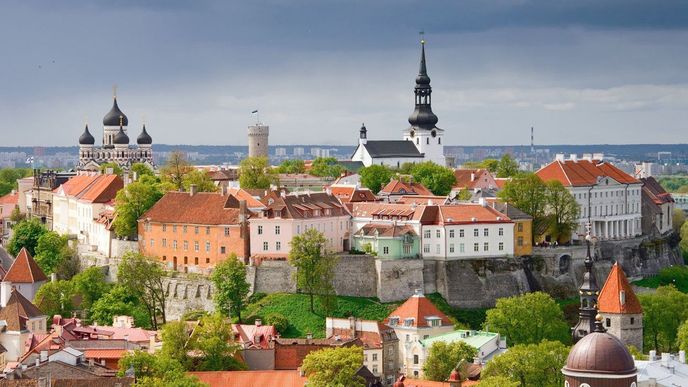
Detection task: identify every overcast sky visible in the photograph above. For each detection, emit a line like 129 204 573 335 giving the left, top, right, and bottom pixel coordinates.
1 0 688 146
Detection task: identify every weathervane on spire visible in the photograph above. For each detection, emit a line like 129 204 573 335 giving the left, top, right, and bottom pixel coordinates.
419 30 425 45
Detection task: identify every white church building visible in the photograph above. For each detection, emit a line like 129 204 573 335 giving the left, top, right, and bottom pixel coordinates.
352 39 446 168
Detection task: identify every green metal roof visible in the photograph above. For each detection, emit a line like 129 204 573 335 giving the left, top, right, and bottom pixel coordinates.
420 330 498 349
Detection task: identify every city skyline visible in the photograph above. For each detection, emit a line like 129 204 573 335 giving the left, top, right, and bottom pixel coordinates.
2 1 688 147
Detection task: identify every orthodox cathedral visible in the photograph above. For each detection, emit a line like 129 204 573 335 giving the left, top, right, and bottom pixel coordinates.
77 94 154 172
351 39 446 167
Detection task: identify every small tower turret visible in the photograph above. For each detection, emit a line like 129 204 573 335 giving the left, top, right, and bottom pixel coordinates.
359 123 367 145
572 229 600 343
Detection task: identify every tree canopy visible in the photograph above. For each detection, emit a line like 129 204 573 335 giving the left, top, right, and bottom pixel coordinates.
544 180 580 243
118 350 205 387
0 168 31 196
7 218 47 256
117 252 167 329
409 161 456 196
34 231 69 274
210 254 250 323
310 157 344 178
99 162 123 176
482 340 569 387
113 175 164 238
359 164 392 193
90 285 152 328
422 341 477 381
182 169 217 193
160 151 194 191
301 346 365 387
483 292 570 346
496 154 520 178
288 228 337 314
276 159 306 174
640 285 688 352
239 156 276 189
187 314 246 371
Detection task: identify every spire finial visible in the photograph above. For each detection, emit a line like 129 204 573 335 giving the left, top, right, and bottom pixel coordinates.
113 84 118 99
419 30 425 45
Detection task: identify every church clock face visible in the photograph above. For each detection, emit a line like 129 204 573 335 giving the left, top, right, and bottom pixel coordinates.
431 130 437 138
410 130 415 138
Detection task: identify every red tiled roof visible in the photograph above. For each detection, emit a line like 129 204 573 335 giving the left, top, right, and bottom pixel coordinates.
598 262 643 314
452 169 496 190
232 323 278 349
536 159 640 187
273 338 359 370
380 180 433 196
0 192 19 206
355 224 417 238
386 293 452 328
259 192 347 220
189 370 307 387
226 188 266 209
436 204 512 225
140 191 244 225
348 202 436 223
4 248 48 283
494 178 509 189
84 348 127 359
329 186 378 203
0 289 45 331
641 177 674 205
54 174 123 203
396 195 447 205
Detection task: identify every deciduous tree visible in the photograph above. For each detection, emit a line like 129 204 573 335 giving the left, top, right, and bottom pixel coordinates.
239 156 276 189
276 159 306 174
118 350 205 387
160 151 194 191
359 164 392 193
482 340 569 387
72 266 110 309
34 231 69 274
182 169 217 193
301 346 365 387
544 180 580 243
7 218 47 256
288 228 337 313
99 162 124 176
90 285 152 328
410 161 456 196
498 173 548 243
34 280 75 319
188 314 245 371
210 254 250 323
483 292 570 346
423 341 477 381
496 154 519 178
640 285 688 352
131 162 155 178
160 321 191 368
113 176 163 238
118 252 167 329
310 157 344 178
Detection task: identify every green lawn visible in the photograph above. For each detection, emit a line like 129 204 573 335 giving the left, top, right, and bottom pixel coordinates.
633 266 688 292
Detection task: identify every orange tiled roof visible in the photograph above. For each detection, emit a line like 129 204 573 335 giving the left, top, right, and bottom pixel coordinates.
436 204 512 225
494 178 509 189
355 223 417 238
329 186 378 203
0 289 45 331
54 174 123 203
380 180 433 196
396 195 447 205
386 293 452 328
4 248 48 283
226 188 266 209
189 370 307 387
347 202 436 223
641 177 674 205
536 159 640 187
0 192 19 206
452 169 497 190
140 191 244 225
84 348 127 359
598 262 642 314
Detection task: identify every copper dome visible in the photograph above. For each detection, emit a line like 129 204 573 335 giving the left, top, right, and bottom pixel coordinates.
564 331 636 375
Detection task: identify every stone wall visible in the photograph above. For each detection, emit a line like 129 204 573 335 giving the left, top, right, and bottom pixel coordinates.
332 255 377 298
163 276 215 321
375 258 424 303
252 260 297 294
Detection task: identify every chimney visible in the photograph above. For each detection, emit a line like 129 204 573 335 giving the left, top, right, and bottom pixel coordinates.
40 350 48 362
220 184 227 196
570 154 578 162
106 167 114 175
478 198 487 207
680 350 686 364
239 200 250 264
189 184 198 196
255 319 262 327
306 332 313 342
649 350 657 361
88 359 94 367
280 190 286 198
555 154 565 162
35 358 40 367
470 173 475 182
101 360 106 367
661 353 670 368
473 356 481 365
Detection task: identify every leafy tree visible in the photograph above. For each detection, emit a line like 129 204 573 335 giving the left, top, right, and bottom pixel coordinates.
118 252 167 329
640 285 688 352
9 207 25 223
131 162 155 178
674 208 686 234
72 266 110 309
35 231 71 274
188 314 245 371
463 159 499 173
0 181 13 197
423 341 477 381
496 154 519 178
34 280 75 318
90 285 152 328
410 161 456 196
276 159 306 174
288 228 337 313
498 173 547 243
301 346 365 387
455 188 472 201
118 350 205 387
54 249 81 280
7 218 47 256
182 169 217 193
483 292 570 346
265 312 289 334
99 162 124 176
482 340 569 387
310 157 344 178
544 180 580 243
359 164 392 193
239 156 276 189
160 151 194 191
210 254 250 323
0 168 31 195
160 321 191 368
113 176 163 238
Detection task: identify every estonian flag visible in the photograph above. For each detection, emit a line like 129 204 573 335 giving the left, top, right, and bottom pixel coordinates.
251 110 258 114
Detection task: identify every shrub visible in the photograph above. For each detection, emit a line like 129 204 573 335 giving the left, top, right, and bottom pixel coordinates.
249 292 267 304
182 310 208 321
265 312 289 334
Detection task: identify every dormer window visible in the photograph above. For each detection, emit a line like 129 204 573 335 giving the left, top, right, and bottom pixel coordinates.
426 317 441 327
388 317 399 326
403 318 414 327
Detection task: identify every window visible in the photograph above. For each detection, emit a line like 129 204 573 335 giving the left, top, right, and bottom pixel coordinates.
413 355 419 365
473 243 479 252
630 317 635 325
162 238 167 247
263 242 268 251
205 241 211 252
183 241 188 251
498 227 504 236
206 226 210 235
424 230 431 238
499 242 504 251
383 246 389 255
194 257 199 265
517 236 524 247
606 318 611 328
423 244 430 253
460 243 465 253
194 226 199 234
275 225 281 235
435 244 440 254
183 225 187 233
183 256 188 264
473 228 479 237
364 354 368 362
173 225 177 233
449 244 455 253
224 227 230 236
194 241 199 252
162 224 167 232
483 242 489 251
403 318 414 327
435 230 441 238
372 365 378 374
449 229 455 238
483 228 489 237
206 258 210 264
150 239 154 247
459 229 464 238
276 241 281 251
173 240 178 250
258 225 263 235
220 246 226 254
372 354 378 361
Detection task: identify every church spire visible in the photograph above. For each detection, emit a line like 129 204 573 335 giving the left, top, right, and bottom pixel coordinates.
408 36 438 130
572 227 600 343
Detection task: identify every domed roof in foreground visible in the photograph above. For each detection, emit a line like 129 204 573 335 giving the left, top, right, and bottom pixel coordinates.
137 125 152 145
113 127 129 145
78 125 95 145
564 322 636 375
103 97 128 127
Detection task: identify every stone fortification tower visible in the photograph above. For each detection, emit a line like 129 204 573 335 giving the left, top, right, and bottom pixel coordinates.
248 123 269 158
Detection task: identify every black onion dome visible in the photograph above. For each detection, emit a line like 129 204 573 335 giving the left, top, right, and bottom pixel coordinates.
103 97 128 127
79 124 95 145
137 125 152 145
114 127 129 145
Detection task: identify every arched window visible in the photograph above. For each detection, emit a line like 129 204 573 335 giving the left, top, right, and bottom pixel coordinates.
426 138 429 145
438 137 441 144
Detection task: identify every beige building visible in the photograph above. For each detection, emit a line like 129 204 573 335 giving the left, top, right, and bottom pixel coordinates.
248 123 269 158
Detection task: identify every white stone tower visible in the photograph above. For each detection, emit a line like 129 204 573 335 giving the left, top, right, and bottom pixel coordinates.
248 123 269 158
